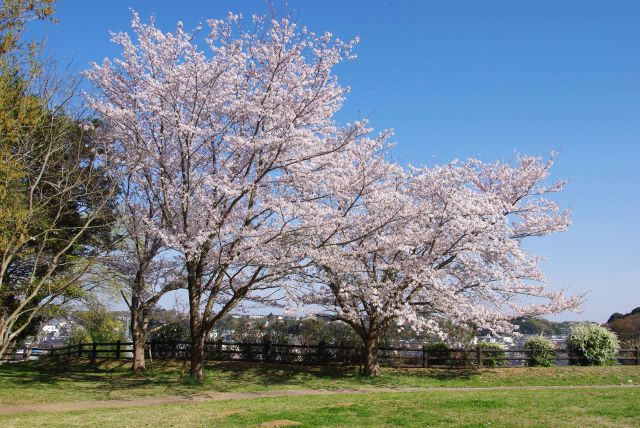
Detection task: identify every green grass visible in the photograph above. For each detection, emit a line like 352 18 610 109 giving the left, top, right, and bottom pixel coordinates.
1 358 639 404
1 388 640 427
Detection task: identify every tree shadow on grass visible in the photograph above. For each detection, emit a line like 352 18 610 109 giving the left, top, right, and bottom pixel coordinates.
0 358 186 400
201 361 481 390
204 361 358 387
419 368 481 382
1 358 485 400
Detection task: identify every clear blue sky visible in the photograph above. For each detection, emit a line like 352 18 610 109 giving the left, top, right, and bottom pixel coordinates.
29 1 640 322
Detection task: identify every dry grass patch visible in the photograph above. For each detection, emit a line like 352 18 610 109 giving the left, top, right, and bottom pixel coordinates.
258 420 302 427
333 402 355 407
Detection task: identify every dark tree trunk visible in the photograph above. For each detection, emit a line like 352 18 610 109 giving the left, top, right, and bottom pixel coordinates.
128 268 150 372
190 330 206 382
362 333 381 376
187 261 206 382
130 304 148 372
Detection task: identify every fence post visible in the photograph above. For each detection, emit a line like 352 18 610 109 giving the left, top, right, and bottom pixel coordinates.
422 345 427 368
263 339 272 362
635 346 639 365
147 344 153 370
476 346 483 368
530 346 536 366
172 341 178 359
318 340 328 364
51 347 55 358
216 339 223 360
67 345 71 358
77 343 82 358
90 342 97 365
115 341 121 359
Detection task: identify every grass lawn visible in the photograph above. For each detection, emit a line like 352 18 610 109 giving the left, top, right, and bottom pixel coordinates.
0 358 639 404
1 388 639 427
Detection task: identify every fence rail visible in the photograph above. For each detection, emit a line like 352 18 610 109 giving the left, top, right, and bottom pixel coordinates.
3 341 639 368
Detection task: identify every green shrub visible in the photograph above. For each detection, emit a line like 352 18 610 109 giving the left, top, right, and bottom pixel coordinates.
66 304 127 358
425 342 451 366
566 323 619 366
477 342 507 367
524 336 556 367
149 322 190 343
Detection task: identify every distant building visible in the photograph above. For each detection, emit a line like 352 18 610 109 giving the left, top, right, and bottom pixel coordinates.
477 334 515 347
41 324 60 335
248 314 265 320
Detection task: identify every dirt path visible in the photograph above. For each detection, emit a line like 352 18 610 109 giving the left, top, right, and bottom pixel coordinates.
1 384 639 415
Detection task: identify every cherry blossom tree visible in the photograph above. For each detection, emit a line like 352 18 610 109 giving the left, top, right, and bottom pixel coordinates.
86 12 387 381
300 156 582 376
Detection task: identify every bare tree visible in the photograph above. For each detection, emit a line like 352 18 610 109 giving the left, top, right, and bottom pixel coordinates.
106 176 181 371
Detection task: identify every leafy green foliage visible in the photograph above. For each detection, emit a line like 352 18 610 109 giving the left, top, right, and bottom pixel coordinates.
0 82 116 344
511 316 573 335
524 336 556 367
0 0 116 355
425 342 451 365
66 303 126 345
0 0 56 58
477 342 507 367
149 322 190 343
567 323 620 366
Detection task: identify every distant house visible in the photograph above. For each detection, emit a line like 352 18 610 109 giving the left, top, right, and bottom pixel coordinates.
477 334 515 347
477 334 497 344
42 324 60 335
248 314 265 320
550 335 568 346
37 319 73 346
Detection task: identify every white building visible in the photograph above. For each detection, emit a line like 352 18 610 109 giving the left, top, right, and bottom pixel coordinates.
42 324 60 335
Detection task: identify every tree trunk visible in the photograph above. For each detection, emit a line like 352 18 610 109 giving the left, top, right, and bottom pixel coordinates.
190 330 206 382
130 294 150 372
0 339 11 361
0 322 14 361
362 334 381 376
187 259 206 382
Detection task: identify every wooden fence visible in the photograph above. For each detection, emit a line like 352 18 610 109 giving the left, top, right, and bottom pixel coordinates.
4 341 639 368
0 347 54 362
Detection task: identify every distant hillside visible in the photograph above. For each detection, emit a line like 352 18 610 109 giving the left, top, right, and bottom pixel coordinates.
511 317 577 336
606 307 640 341
607 307 640 323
